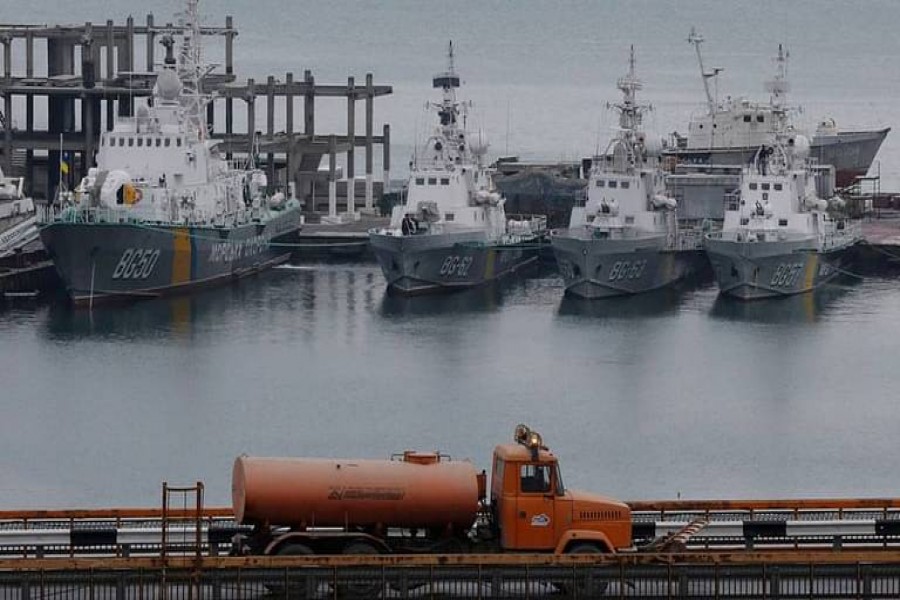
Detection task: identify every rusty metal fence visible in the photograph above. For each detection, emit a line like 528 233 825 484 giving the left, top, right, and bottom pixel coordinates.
2 561 900 599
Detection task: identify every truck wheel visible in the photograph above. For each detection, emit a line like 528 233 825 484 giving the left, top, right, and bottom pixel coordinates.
269 543 316 598
277 542 314 556
337 541 381 599
556 543 609 597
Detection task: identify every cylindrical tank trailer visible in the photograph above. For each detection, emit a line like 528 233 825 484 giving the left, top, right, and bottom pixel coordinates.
233 451 483 533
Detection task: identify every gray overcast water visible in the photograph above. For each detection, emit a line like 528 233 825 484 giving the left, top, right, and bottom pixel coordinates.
2 264 899 508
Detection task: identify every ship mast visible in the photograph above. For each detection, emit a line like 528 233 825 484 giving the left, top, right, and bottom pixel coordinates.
177 0 207 141
431 41 461 135
765 44 791 110
687 27 721 116
614 45 644 133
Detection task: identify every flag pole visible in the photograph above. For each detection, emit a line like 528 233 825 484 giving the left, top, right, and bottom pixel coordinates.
58 132 63 202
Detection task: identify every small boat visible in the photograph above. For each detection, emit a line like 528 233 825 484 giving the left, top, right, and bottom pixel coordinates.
369 43 546 294
704 133 861 300
551 47 705 299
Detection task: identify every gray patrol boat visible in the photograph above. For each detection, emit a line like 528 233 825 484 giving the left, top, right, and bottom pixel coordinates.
704 133 861 300
369 44 546 294
552 48 705 299
38 0 303 306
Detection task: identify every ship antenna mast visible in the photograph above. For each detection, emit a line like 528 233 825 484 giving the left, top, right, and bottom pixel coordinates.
177 0 208 140
688 27 719 115
765 43 791 110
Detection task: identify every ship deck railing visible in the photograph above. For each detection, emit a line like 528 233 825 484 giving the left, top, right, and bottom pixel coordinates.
36 203 266 230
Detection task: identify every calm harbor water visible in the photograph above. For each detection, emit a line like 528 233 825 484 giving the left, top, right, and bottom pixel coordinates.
2 0 900 509
2 262 900 508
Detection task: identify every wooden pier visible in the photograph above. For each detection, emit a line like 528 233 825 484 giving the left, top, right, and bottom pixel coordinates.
0 14 392 218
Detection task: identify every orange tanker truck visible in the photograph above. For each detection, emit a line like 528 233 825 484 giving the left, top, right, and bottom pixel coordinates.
232 424 632 557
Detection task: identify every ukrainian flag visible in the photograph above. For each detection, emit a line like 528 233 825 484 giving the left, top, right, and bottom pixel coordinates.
60 151 72 176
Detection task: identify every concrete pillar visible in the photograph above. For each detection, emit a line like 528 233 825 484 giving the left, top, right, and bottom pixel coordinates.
47 38 76 197
266 75 275 191
365 73 374 210
106 20 115 131
1 35 12 174
383 123 391 196
145 14 155 71
2 36 10 80
25 31 34 193
328 135 337 217
119 16 134 118
246 78 256 161
225 16 234 76
346 76 355 215
3 92 11 174
304 70 314 136
285 72 295 198
224 17 234 161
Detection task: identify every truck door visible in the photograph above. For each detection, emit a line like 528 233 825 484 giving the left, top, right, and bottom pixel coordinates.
514 463 557 550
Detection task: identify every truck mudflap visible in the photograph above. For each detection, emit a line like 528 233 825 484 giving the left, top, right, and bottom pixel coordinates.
554 530 617 554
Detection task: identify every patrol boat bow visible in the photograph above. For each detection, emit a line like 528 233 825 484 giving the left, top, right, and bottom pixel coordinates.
38 0 303 305
552 47 705 299
369 43 545 294
704 133 861 300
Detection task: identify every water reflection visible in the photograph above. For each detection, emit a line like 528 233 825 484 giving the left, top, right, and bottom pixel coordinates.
379 281 508 317
709 280 855 324
555 277 714 320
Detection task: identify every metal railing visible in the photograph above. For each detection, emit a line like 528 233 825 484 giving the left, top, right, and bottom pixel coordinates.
3 554 900 599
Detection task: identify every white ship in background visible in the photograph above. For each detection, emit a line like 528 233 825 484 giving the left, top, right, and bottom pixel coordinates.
665 28 889 189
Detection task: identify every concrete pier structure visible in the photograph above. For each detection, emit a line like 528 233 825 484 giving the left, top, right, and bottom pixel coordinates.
0 15 392 213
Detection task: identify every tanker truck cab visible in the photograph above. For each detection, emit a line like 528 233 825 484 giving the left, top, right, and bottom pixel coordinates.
491 425 632 554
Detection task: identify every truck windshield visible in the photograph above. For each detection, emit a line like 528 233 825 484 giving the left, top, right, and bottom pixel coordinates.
520 464 552 493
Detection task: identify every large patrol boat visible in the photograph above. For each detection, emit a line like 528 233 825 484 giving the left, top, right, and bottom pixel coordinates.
38 1 302 306
704 133 861 300
551 48 705 299
369 44 545 294
666 29 889 188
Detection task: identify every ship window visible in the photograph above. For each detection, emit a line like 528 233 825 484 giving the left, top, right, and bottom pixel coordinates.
741 217 750 225
596 180 605 188
520 464 551 494
177 138 182 147
427 177 437 185
763 192 769 201
779 219 788 226
749 183 758 190
415 177 424 185
128 138 134 147
744 115 752 122
625 216 635 224
165 138 171 147
156 139 162 147
621 181 630 189
774 183 783 191
757 115 765 123
445 213 455 221
761 183 770 191
137 138 143 147
608 180 618 189
119 138 125 147
440 178 450 185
